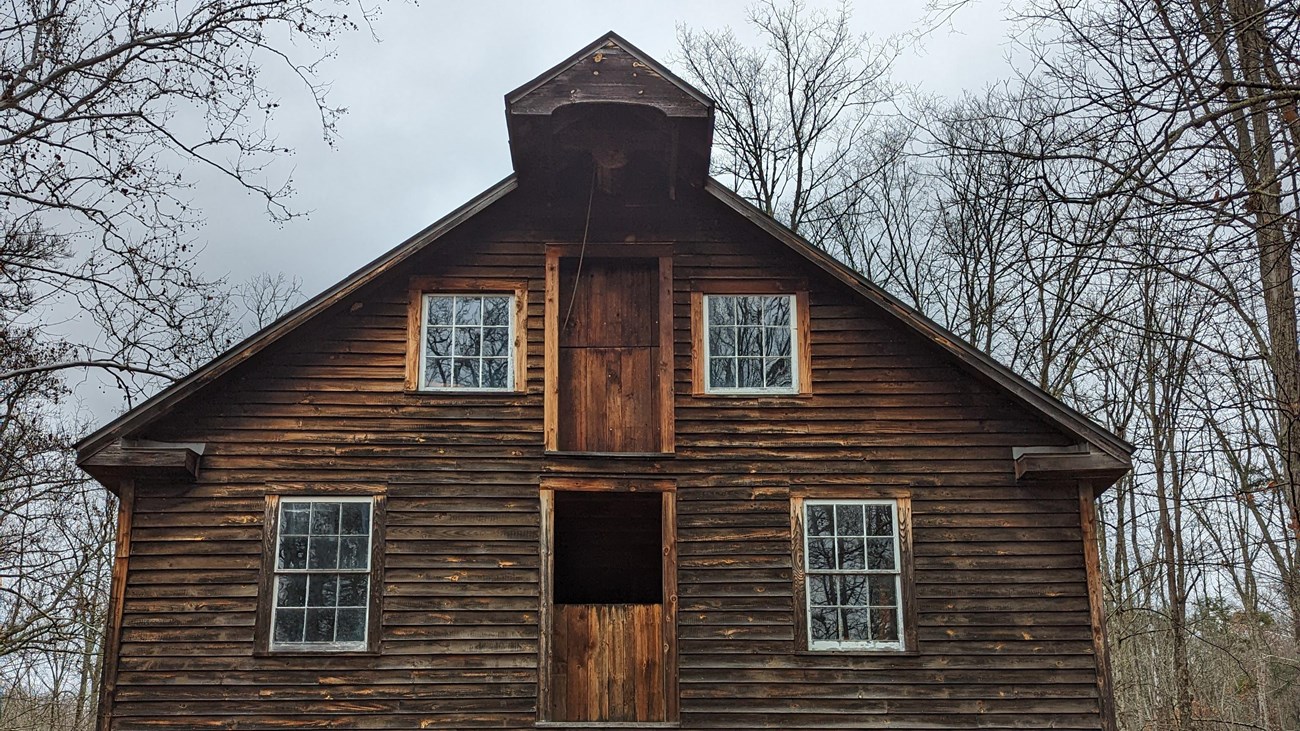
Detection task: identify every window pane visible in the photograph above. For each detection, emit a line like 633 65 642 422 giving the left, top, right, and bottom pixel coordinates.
871 608 899 642
842 608 871 641
274 608 306 643
335 608 367 643
807 538 835 570
308 537 340 570
339 536 369 570
281 504 310 534
762 296 791 326
738 358 763 388
866 538 896 571
839 575 868 606
808 575 836 606
278 535 308 570
307 574 338 607
276 575 307 607
764 327 791 357
304 608 336 643
310 503 340 535
868 576 898 607
425 296 454 326
483 358 510 389
340 503 370 536
709 358 736 389
765 356 792 388
338 576 369 607
737 296 762 325
424 357 452 388
865 505 894 536
837 537 865 570
453 358 480 388
454 296 481 325
482 326 509 357
454 327 481 357
810 607 839 641
483 296 510 326
835 504 864 536
709 326 736 356
708 296 735 325
807 505 834 536
425 326 453 358
737 327 761 357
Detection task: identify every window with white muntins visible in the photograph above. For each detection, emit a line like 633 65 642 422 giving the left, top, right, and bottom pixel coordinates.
703 294 797 393
803 499 903 650
420 293 514 390
271 497 373 650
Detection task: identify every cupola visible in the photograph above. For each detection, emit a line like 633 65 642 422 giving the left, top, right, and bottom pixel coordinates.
504 33 714 200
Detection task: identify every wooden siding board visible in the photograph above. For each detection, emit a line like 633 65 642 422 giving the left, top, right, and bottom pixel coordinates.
104 190 1105 730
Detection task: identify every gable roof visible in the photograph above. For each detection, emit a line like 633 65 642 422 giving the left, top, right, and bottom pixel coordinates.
77 33 1133 485
76 171 1134 471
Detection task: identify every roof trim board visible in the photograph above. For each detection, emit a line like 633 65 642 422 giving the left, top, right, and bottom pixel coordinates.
74 175 520 461
703 178 1135 466
504 31 714 112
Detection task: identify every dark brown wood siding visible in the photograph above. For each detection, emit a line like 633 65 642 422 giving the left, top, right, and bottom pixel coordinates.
107 185 1100 730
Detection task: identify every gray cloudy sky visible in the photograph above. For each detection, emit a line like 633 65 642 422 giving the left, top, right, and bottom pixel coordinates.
193 0 1013 293
76 0 1015 422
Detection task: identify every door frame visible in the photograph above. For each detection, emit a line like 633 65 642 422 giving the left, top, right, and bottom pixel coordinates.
543 244 675 454
537 476 679 723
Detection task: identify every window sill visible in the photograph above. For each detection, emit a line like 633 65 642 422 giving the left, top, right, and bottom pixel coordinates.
544 451 675 459
253 649 380 658
535 717 686 723
693 391 813 399
404 388 526 396
796 648 920 657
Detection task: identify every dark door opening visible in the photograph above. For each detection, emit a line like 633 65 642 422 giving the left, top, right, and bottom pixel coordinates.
545 489 672 722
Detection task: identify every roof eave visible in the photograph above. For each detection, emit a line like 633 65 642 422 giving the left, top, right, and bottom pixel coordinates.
75 174 520 462
704 178 1136 467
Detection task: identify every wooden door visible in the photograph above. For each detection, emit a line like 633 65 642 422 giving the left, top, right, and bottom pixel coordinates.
556 258 660 452
541 486 677 723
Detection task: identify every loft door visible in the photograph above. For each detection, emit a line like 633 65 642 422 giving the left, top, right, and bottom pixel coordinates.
557 257 659 452
544 247 674 454
540 484 678 723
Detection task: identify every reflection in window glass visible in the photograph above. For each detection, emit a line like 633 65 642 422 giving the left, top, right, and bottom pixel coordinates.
272 498 372 649
422 294 513 390
705 294 796 392
803 500 902 650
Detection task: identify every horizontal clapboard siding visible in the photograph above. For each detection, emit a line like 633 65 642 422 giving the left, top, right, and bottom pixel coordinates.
110 187 1100 730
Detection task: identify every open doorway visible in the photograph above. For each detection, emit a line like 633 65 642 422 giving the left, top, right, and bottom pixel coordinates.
540 483 677 723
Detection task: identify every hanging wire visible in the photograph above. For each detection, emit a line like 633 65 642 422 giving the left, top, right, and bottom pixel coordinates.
562 164 599 330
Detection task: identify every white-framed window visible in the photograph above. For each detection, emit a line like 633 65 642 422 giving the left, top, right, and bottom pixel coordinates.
703 294 798 393
419 293 515 390
271 496 374 651
802 499 903 651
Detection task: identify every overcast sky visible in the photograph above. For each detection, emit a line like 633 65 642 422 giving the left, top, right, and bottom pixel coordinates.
76 0 1017 421
192 0 1014 292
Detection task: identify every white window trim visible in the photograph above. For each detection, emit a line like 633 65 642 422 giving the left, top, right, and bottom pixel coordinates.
803 498 904 652
417 293 517 392
701 293 800 395
270 495 374 652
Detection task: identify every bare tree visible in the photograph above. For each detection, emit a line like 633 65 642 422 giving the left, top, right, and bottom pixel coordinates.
0 0 378 395
675 0 898 233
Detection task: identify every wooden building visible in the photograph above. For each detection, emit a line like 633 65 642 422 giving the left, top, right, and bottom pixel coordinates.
78 33 1133 731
